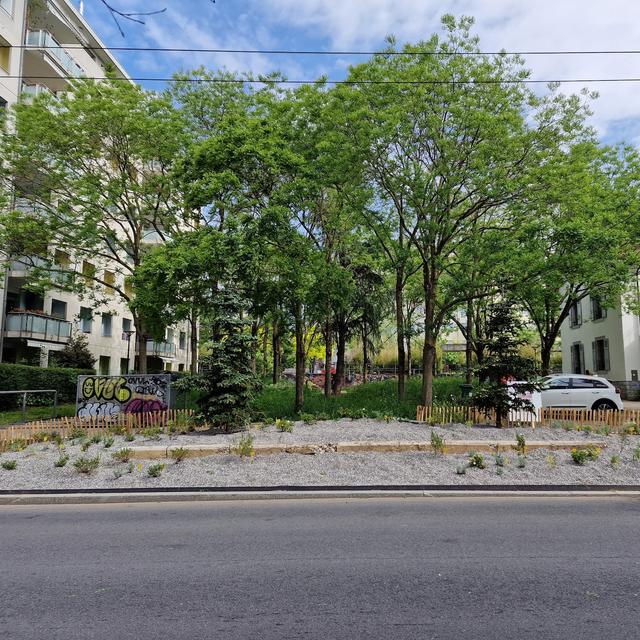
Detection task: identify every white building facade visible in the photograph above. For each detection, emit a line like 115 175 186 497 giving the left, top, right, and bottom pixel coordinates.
0 0 195 375
560 295 640 399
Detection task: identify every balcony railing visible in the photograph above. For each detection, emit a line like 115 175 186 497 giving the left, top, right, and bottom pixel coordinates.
136 340 176 358
4 312 71 343
25 30 84 78
21 83 52 101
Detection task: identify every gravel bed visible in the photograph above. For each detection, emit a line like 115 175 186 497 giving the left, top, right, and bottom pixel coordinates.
0 419 639 489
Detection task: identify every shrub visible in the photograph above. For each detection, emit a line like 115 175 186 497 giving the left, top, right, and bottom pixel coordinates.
232 434 255 459
430 431 445 455
54 454 69 468
169 447 190 463
2 460 17 470
467 451 486 469
102 436 115 449
33 432 51 443
147 463 165 478
69 428 86 440
73 455 100 474
50 333 95 370
275 418 294 433
571 447 601 466
623 422 640 435
610 455 620 468
299 413 316 425
514 434 526 456
112 448 133 463
90 435 102 445
124 433 135 442
0 362 94 410
141 427 163 440
8 439 27 452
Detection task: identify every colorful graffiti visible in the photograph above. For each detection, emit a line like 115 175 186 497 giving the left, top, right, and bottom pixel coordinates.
76 374 171 418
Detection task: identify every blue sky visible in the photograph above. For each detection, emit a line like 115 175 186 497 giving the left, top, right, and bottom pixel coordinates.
81 0 640 144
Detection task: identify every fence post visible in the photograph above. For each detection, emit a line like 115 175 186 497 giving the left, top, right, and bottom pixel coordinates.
21 392 27 424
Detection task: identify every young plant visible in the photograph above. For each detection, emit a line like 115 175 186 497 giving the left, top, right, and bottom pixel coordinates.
634 445 640 461
1 460 17 470
169 447 190 464
69 428 86 440
54 454 69 468
124 433 135 442
8 439 27 452
571 447 601 466
232 434 255 459
546 453 557 468
514 434 526 456
456 465 467 475
430 431 445 455
90 435 102 445
73 455 100 474
275 418 294 433
147 463 165 478
610 455 621 468
80 441 91 452
467 451 486 469
517 455 527 469
141 427 163 440
299 413 317 425
112 448 133 463
494 453 508 468
102 436 115 449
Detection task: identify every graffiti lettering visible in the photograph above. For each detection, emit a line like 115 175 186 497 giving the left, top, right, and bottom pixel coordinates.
81 376 132 403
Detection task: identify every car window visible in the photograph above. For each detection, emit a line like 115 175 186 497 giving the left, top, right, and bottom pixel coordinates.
546 377 571 389
572 378 595 388
592 380 608 389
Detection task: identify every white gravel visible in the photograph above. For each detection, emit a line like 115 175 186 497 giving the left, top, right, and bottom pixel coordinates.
1 419 639 489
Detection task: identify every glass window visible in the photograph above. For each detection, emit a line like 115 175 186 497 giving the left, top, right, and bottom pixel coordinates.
103 270 116 296
592 338 610 372
591 296 607 321
569 301 582 328
80 307 92 333
50 299 67 320
179 331 186 350
99 355 110 376
101 313 112 337
122 318 132 338
572 378 595 389
546 377 571 390
592 380 608 389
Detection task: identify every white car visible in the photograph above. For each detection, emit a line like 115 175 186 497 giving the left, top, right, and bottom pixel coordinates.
540 374 623 411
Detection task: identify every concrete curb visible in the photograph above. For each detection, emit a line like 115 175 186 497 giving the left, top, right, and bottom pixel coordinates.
1 485 639 505
130 439 609 459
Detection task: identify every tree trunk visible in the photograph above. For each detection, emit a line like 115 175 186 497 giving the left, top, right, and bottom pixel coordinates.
362 326 368 383
261 323 269 378
540 339 553 376
250 320 259 375
421 267 437 407
294 303 305 413
189 312 198 374
406 334 412 378
332 315 347 395
272 317 281 385
134 316 147 374
465 300 473 384
324 319 332 397
395 269 406 400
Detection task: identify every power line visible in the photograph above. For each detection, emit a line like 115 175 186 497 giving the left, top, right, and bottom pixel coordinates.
5 44 640 56
11 74 640 85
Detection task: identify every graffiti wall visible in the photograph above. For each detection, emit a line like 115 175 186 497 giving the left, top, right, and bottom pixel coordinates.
76 374 172 418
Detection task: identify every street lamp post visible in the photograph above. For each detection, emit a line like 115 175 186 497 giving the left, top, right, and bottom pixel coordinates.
123 330 135 374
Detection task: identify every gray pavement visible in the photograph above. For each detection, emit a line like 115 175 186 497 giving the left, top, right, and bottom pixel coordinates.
1 497 640 639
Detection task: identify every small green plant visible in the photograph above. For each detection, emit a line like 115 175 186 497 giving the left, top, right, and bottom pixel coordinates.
581 424 592 434
69 427 86 440
467 451 486 469
147 463 165 477
610 455 620 468
33 431 51 443
275 418 294 433
112 448 133 463
571 447 601 466
232 433 255 459
108 424 127 436
169 447 190 463
456 464 467 475
73 455 100 474
127 462 134 474
623 422 640 435
80 441 91 452
102 436 115 449
90 435 102 445
517 455 527 469
141 427 163 440
598 425 612 436
546 453 557 468
113 468 124 479
430 431 445 455
299 413 317 425
514 434 526 456
496 466 504 476
633 445 640 461
494 453 507 468
125 433 135 442
562 422 576 432
8 439 27 452
54 454 69 468
2 460 17 470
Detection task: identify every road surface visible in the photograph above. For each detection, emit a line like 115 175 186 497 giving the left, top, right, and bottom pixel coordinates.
1 497 639 639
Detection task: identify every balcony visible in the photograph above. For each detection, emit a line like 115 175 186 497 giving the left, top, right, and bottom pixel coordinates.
4 311 71 343
25 30 84 78
137 340 176 358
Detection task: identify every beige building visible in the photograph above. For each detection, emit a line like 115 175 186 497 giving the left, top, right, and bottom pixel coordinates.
0 0 194 375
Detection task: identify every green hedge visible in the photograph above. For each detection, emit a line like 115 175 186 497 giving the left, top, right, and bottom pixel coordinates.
0 363 94 409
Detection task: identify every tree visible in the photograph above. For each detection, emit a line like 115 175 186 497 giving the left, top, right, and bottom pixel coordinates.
472 301 538 428
51 333 96 371
0 79 189 372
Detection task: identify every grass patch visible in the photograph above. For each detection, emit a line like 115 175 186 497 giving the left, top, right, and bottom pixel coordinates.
254 377 464 421
0 403 76 426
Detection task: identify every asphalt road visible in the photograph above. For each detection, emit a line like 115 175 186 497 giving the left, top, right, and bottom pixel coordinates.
1 497 639 640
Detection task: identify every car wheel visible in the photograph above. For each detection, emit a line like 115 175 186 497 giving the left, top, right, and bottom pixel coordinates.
591 399 617 411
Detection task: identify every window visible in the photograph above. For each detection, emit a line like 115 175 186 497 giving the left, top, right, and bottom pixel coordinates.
124 277 134 299
122 318 132 339
165 362 172 372
103 270 116 296
546 377 571 390
179 331 186 350
82 261 96 285
178 363 185 372
101 313 112 337
99 356 111 376
590 296 607 321
592 337 610 373
54 250 70 269
572 378 596 389
570 343 584 375
50 299 67 320
120 358 129 375
569 301 582 328
79 307 93 333
0 35 10 73
166 328 174 343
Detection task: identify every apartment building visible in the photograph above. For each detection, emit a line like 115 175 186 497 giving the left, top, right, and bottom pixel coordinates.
0 0 195 375
561 294 640 399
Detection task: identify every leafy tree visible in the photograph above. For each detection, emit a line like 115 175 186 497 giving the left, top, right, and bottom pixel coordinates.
51 333 96 371
472 301 539 428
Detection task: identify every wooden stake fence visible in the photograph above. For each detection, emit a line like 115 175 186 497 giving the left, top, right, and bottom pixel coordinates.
416 405 640 433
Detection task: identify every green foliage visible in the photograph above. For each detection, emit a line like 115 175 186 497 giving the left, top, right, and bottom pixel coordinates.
141 427 163 440
169 447 190 463
467 452 486 469
517 455 527 469
546 453 557 468
623 422 640 435
633 446 640 461
80 441 91 452
54 454 69 468
50 333 95 371
0 363 93 410
275 418 294 433
430 431 445 455
8 439 27 452
610 455 620 468
232 433 255 459
102 436 115 449
1 460 17 470
571 447 601 465
112 448 133 463
494 453 508 468
124 433 135 442
73 455 100 474
515 434 526 456
147 463 166 478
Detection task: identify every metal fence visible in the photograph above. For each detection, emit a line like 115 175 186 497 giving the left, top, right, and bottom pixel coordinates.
0 390 58 423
